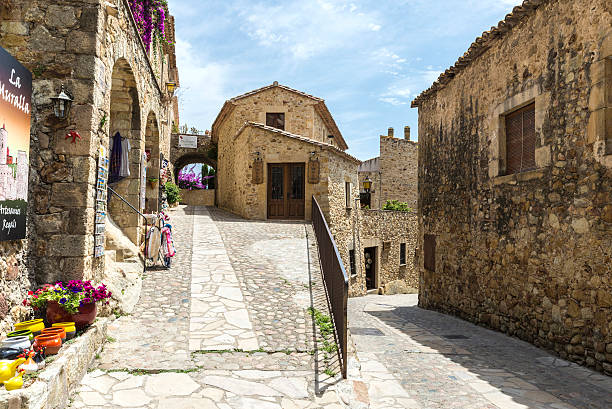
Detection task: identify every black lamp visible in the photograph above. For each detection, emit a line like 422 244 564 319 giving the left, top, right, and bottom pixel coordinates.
51 84 73 120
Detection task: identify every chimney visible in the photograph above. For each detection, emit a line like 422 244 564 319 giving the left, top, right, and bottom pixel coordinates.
387 127 394 138
404 126 410 140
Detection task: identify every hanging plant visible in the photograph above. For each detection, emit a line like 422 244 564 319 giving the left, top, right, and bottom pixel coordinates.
128 0 172 54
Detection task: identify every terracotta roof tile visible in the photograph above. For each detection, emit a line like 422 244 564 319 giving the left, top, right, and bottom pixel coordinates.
411 0 549 108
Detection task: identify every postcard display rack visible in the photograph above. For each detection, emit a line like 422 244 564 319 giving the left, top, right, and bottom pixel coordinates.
94 146 108 258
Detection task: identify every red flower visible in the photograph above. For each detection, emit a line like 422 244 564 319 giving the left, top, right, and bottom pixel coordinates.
22 299 27 306
27 291 33 295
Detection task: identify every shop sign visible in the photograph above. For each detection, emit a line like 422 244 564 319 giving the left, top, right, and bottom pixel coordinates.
308 158 320 184
0 46 32 241
178 134 197 148
252 158 263 184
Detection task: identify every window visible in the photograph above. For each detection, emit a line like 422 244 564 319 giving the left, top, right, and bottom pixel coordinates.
345 182 351 208
399 243 406 265
266 113 285 130
424 234 436 272
349 250 356 276
505 102 536 174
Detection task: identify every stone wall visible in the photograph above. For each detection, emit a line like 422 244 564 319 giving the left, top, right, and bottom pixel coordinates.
414 0 612 374
379 133 418 210
0 241 30 336
180 189 215 207
349 210 418 296
0 0 176 327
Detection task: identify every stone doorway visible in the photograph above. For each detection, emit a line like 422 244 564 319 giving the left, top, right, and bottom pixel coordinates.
266 163 305 220
107 58 142 245
364 246 377 290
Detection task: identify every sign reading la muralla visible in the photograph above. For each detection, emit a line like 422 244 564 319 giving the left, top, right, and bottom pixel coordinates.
0 45 32 241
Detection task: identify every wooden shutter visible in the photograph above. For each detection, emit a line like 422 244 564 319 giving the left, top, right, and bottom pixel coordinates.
505 103 536 174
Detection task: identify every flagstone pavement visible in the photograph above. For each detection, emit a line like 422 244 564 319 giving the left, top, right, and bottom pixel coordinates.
348 294 612 409
68 206 347 409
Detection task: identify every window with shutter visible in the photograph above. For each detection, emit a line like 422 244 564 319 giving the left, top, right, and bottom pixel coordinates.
266 113 285 130
505 103 536 174
424 234 436 272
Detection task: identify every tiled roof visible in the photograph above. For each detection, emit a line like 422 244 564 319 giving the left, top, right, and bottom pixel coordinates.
211 82 348 150
235 122 361 165
411 0 550 108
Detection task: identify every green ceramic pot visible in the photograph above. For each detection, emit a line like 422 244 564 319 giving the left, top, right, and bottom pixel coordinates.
7 330 33 343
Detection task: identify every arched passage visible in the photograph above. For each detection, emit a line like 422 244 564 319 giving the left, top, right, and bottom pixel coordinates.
144 111 160 213
174 153 216 206
108 58 142 245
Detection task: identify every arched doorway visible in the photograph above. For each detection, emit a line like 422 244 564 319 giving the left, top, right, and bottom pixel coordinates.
108 59 142 245
144 111 160 213
174 154 216 206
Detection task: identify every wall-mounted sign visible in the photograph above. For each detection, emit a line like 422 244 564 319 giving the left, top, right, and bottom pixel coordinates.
0 46 32 241
252 158 263 184
308 158 320 184
178 134 197 148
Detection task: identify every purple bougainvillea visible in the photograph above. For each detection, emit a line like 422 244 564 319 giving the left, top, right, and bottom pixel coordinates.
128 0 171 53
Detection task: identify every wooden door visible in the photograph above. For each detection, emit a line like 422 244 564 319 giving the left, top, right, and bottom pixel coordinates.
267 163 305 219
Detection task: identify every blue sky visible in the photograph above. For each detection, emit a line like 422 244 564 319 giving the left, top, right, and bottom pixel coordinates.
172 0 518 161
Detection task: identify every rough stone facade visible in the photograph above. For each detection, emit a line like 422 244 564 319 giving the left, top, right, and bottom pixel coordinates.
0 0 178 331
180 189 215 206
413 0 612 374
358 127 418 209
347 209 418 297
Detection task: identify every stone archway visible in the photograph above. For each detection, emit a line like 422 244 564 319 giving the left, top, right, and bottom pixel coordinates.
144 111 160 213
108 58 142 245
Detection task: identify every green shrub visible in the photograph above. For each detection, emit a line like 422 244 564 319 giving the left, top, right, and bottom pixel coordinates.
164 182 181 204
382 200 412 212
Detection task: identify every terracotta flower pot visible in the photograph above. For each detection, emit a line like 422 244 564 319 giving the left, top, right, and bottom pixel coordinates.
41 327 66 343
46 301 97 330
33 334 62 355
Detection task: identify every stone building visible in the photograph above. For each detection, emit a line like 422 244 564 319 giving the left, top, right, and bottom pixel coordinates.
0 0 179 333
210 82 419 296
358 126 418 209
412 0 611 374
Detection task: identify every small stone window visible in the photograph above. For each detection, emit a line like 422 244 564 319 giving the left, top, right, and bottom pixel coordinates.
424 234 436 272
349 249 356 276
505 102 536 174
345 182 351 208
266 113 285 130
399 243 406 266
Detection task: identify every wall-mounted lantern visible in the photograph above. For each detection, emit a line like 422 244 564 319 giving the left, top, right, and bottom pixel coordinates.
51 84 73 120
166 82 178 96
363 176 372 193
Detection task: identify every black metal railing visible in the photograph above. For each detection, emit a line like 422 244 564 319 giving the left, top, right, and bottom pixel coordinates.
107 186 148 273
311 196 349 378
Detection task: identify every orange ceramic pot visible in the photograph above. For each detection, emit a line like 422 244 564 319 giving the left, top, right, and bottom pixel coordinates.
33 334 62 355
41 327 66 343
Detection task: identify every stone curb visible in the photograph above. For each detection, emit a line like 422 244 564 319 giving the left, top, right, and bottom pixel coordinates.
0 318 109 409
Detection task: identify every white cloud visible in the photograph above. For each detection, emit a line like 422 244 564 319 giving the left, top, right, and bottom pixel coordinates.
371 47 407 74
175 38 232 130
238 0 381 60
378 68 442 105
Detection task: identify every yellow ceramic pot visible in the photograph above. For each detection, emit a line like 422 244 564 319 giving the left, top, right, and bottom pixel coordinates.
52 322 76 340
14 319 44 336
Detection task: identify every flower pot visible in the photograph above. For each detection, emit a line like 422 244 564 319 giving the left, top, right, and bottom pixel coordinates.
7 330 33 343
41 327 66 343
46 301 97 330
14 319 44 336
0 336 30 350
33 334 61 355
52 322 76 340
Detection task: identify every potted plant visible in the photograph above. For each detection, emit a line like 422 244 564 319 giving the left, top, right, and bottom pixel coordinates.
147 177 159 189
23 281 112 329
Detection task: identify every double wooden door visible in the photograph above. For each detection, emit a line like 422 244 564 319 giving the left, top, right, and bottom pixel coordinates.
267 163 305 219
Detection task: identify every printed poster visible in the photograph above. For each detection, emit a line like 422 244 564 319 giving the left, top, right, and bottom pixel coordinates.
0 46 32 241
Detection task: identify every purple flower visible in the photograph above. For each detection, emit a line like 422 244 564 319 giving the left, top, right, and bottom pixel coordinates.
59 298 67 304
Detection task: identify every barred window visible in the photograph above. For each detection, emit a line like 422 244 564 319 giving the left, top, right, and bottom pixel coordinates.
505 103 536 174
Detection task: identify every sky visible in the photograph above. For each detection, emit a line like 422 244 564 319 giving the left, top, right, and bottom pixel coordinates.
172 0 519 161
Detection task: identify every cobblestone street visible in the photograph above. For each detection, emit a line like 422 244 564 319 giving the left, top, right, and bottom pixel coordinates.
68 206 344 409
348 295 612 409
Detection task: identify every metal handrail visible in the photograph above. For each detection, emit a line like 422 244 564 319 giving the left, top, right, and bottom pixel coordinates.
311 196 349 378
107 186 148 273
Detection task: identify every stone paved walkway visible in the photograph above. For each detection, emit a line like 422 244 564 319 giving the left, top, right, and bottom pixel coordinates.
348 294 612 409
69 206 345 409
